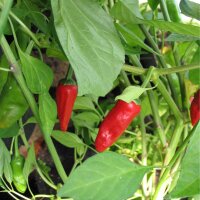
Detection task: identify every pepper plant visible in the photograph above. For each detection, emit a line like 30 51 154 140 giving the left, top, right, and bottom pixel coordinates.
0 0 200 199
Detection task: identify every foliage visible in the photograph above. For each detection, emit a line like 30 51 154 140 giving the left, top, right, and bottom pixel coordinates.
0 0 199 199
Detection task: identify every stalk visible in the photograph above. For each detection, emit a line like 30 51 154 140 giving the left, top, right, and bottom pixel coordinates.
129 55 166 147
153 122 195 199
123 64 200 76
139 24 180 107
160 0 186 110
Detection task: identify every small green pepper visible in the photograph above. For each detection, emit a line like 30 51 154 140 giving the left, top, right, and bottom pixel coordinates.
11 155 27 193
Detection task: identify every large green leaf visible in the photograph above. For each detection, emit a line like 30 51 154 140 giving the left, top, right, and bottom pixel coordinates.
170 122 200 198
180 0 200 20
58 152 152 200
39 92 57 134
51 0 125 97
19 51 53 94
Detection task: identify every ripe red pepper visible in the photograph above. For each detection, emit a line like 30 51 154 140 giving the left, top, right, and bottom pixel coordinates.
190 89 200 126
56 82 78 131
95 100 141 152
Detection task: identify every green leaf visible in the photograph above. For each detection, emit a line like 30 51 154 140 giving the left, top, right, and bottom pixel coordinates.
143 20 200 37
58 152 152 200
148 0 159 10
39 92 57 134
116 23 145 47
51 130 84 148
180 0 200 20
0 139 12 183
46 47 67 61
116 23 158 55
0 123 19 138
72 112 100 129
24 116 37 126
23 145 36 182
73 96 95 111
22 0 49 33
19 51 53 94
189 47 200 85
170 122 200 198
115 86 151 103
3 157 12 183
51 0 125 97
0 54 9 94
110 0 143 23
166 33 200 42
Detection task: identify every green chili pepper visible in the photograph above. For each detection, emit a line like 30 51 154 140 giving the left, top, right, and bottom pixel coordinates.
0 74 28 128
166 0 182 22
11 155 27 193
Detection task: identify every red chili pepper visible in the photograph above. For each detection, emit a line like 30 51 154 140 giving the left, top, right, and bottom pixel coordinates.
95 100 141 152
190 89 200 126
56 83 78 131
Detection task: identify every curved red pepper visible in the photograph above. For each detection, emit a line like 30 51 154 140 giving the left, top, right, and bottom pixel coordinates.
95 100 141 152
190 89 200 126
56 83 78 131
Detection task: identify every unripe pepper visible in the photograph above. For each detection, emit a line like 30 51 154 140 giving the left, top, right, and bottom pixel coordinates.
95 100 141 152
166 0 181 22
11 155 27 193
56 81 78 131
190 89 200 126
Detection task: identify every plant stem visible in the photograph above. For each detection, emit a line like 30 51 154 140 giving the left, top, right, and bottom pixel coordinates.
0 0 13 40
160 0 185 111
139 24 180 107
66 64 74 80
19 119 29 149
0 35 67 182
121 70 131 86
159 0 171 21
36 165 57 190
139 113 148 197
153 122 195 199
14 136 19 157
129 55 166 147
123 64 200 76
153 78 183 120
